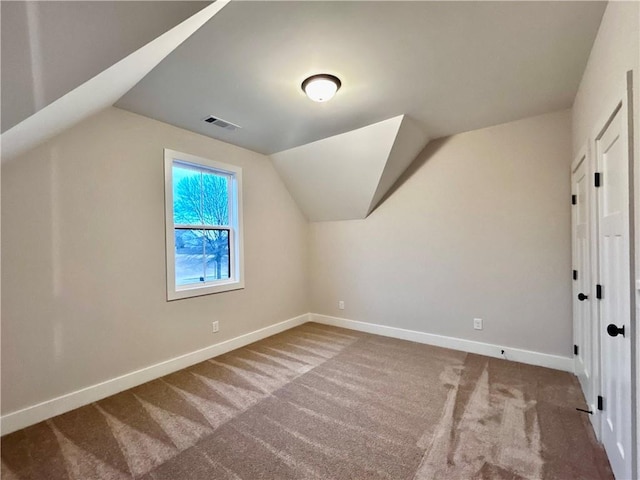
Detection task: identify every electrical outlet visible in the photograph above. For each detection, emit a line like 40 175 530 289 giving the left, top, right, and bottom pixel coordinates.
212 321 219 333
338 300 345 310
473 318 483 330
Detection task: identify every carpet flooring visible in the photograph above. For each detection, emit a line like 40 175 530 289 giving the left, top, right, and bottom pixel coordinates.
2 323 613 480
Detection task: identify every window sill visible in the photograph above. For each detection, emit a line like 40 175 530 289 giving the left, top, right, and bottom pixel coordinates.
167 280 245 301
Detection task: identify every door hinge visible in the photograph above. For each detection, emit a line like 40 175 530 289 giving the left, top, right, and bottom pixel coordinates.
571 194 577 205
597 395 604 411
573 344 579 355
573 270 578 281
595 172 602 187
596 284 603 300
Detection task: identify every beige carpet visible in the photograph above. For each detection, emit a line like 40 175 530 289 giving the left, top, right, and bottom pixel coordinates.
1 323 612 480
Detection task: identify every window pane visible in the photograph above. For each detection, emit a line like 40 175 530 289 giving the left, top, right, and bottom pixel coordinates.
202 171 229 225
173 164 202 225
175 229 205 286
204 229 230 281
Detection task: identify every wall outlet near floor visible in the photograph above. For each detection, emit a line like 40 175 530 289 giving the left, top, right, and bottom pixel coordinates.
473 318 483 330
212 321 219 333
338 300 345 310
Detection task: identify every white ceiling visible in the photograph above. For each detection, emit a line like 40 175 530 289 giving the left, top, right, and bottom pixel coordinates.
116 1 606 155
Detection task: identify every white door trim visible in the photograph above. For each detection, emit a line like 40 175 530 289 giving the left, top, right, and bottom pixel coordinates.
571 143 589 173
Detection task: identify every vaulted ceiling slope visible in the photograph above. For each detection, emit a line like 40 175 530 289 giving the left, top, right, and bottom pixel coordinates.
0 1 606 222
1 1 225 161
116 1 606 155
271 115 427 221
1 1 210 132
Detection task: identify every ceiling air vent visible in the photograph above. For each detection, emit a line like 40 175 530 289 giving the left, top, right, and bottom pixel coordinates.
203 115 241 131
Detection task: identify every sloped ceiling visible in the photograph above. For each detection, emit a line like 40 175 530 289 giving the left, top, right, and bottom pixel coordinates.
1 1 210 132
1 1 226 161
271 115 427 222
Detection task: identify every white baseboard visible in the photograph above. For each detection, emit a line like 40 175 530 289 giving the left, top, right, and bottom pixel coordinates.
1 312 575 436
1 313 310 436
311 314 574 373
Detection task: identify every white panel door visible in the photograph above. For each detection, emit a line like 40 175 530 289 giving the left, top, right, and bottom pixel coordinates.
572 151 596 417
597 103 632 480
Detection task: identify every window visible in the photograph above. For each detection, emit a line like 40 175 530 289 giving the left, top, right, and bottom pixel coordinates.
164 149 244 300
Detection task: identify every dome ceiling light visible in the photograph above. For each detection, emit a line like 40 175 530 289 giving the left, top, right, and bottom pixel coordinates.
301 74 342 102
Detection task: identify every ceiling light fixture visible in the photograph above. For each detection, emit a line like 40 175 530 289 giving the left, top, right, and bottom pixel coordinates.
301 74 341 102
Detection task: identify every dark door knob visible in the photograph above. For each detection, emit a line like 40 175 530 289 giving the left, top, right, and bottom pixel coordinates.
607 324 625 337
578 293 589 301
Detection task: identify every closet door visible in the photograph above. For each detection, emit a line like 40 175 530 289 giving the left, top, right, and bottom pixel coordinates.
596 96 632 480
572 148 596 420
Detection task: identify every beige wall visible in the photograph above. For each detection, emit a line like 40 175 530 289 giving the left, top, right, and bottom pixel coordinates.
310 110 572 356
1 107 309 414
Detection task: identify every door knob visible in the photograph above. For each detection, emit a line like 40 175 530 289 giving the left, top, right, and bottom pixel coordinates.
607 324 625 337
578 293 589 301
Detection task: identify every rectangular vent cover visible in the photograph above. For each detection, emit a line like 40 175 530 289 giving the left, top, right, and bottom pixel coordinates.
203 116 241 131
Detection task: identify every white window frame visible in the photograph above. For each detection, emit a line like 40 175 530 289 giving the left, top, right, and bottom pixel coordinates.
164 149 244 300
